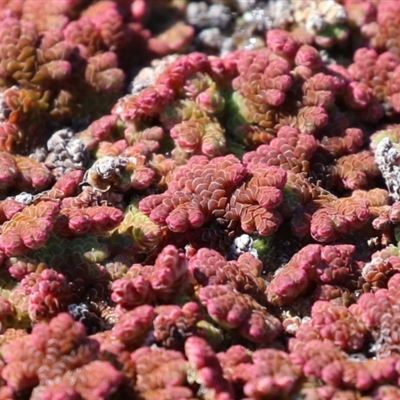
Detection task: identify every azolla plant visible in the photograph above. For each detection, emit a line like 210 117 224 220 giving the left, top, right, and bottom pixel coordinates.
3 0 400 399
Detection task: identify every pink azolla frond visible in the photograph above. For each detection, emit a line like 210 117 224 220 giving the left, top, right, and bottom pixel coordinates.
310 197 370 242
359 257 394 292
309 301 367 353
113 53 211 123
150 244 190 301
139 192 190 225
196 83 225 115
349 274 400 358
139 155 246 233
45 170 85 200
224 165 287 236
31 381 80 400
209 51 240 84
266 29 300 58
0 199 26 224
289 339 346 381
267 244 355 306
112 275 155 311
243 126 318 174
85 206 124 233
0 122 20 152
240 206 282 237
83 155 155 192
279 105 329 134
170 116 226 158
31 361 122 400
353 188 390 208
93 135 126 157
199 284 281 343
217 345 252 376
331 150 381 190
84 1 127 49
0 151 19 192
85 52 125 92
35 59 71 82
320 127 364 158
23 269 71 323
302 73 337 108
295 44 323 69
113 84 174 122
232 349 302 399
112 245 191 310
189 248 265 295
153 302 203 349
165 202 204 232
116 205 163 252
77 115 120 150
185 336 234 399
14 156 54 192
112 304 155 347
345 81 374 110
320 357 397 392
163 52 210 87
54 206 123 236
0 201 59 257
2 313 99 391
267 262 310 307
234 48 292 108
131 346 192 398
